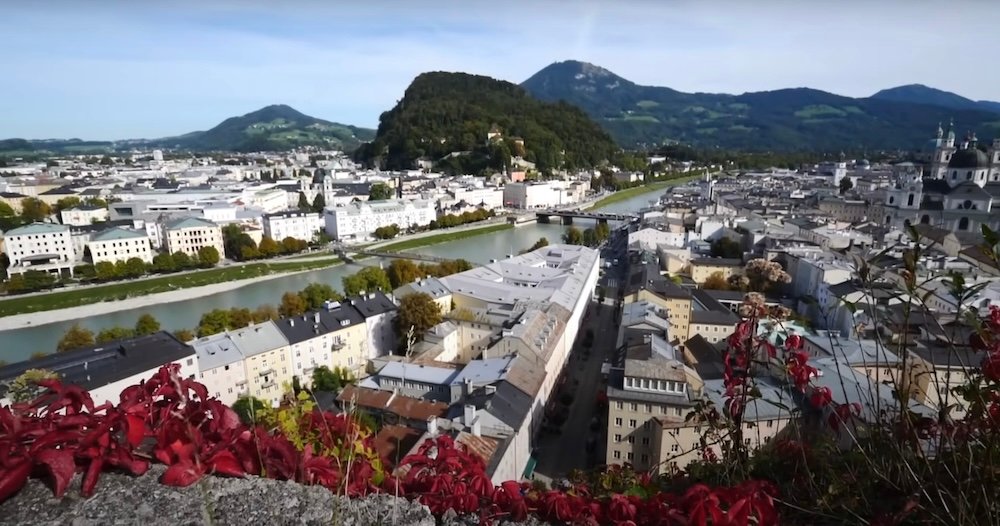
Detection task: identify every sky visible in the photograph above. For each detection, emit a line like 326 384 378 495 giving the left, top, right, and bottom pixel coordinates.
2 0 998 140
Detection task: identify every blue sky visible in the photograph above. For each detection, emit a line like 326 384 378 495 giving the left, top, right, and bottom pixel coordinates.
2 0 998 139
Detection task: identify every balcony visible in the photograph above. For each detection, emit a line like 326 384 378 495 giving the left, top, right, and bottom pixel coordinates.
259 368 276 377
331 339 346 351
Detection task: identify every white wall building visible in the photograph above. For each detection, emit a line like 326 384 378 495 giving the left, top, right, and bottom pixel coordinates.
2 222 76 276
628 227 687 251
87 227 154 265
192 333 251 407
162 216 225 259
323 200 436 241
451 187 504 210
262 211 323 242
502 181 584 209
60 205 109 226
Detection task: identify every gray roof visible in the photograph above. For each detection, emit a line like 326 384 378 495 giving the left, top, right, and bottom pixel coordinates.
91 226 147 242
348 292 398 318
163 216 218 230
0 332 193 400
192 332 245 371
227 321 289 358
452 355 516 386
483 380 534 430
274 302 366 345
393 277 451 300
376 361 459 385
5 222 69 236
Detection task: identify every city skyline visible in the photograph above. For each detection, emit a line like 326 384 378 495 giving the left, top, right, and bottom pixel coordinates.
2 0 999 139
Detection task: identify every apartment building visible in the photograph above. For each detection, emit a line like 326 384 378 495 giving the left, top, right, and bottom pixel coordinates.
689 257 743 285
162 216 225 259
228 322 294 407
392 277 453 315
274 300 369 383
624 263 692 345
348 292 399 360
2 222 76 277
502 181 584 209
262 211 323 243
323 200 436 241
192 332 251 407
87 227 154 265
60 205 109 226
0 332 197 407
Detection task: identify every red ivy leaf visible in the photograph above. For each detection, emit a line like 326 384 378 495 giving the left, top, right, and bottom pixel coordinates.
206 450 245 478
162 461 206 487
81 457 104 497
0 461 32 503
125 414 146 447
36 449 76 498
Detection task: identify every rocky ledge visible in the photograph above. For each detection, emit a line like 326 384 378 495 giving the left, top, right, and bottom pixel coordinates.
0 466 547 526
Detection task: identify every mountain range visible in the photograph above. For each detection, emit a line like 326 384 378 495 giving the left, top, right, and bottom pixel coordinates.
0 105 375 156
521 60 1000 151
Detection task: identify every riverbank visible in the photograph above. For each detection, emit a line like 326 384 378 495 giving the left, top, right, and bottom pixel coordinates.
370 223 514 252
0 257 341 320
584 173 706 211
0 263 345 332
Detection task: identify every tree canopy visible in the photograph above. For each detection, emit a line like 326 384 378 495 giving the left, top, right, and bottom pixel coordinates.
395 292 443 348
368 182 393 201
57 324 95 352
134 314 161 336
342 266 391 297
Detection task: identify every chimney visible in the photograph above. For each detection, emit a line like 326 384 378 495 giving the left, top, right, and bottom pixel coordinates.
427 416 438 435
464 377 474 395
314 312 320 324
289 319 294 327
463 404 476 426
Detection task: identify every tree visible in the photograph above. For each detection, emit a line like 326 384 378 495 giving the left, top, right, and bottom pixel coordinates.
84 197 108 208
373 224 400 240
311 193 326 213
732 258 792 293
99 155 114 166
55 196 81 212
521 237 549 254
96 326 135 343
173 329 195 342
228 307 253 329
172 251 193 270
222 224 256 261
279 291 308 317
124 257 147 278
232 396 268 425
197 309 232 337
280 237 307 254
387 259 422 288
198 246 220 266
94 261 117 281
342 266 391 297
368 182 393 201
297 192 311 210
5 369 60 403
57 324 95 352
839 177 854 194
20 197 51 222
257 236 281 258
134 314 161 335
0 201 15 218
563 226 584 245
594 222 611 243
710 237 743 259
311 366 355 392
702 271 731 291
252 304 280 323
582 228 597 247
299 283 343 310
240 245 260 260
396 292 442 344
151 253 176 273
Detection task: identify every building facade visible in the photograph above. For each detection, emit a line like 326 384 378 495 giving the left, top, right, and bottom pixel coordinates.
2 222 76 277
60 205 110 226
87 227 154 265
162 216 225 259
262 211 323 243
323 200 436 241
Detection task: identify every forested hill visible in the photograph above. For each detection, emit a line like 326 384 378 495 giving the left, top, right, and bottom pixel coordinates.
354 72 619 173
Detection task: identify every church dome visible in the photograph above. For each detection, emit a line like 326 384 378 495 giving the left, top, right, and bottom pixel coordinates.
948 148 990 169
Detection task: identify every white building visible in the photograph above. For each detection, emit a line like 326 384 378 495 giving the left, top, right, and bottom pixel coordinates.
502 182 584 209
192 333 251 407
323 199 436 241
162 216 225 259
451 187 504 210
2 222 76 277
87 227 154 265
348 292 399 359
60 205 109 226
628 227 687 251
262 211 323 243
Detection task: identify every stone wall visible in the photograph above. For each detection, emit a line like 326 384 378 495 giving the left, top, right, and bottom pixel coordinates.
0 466 546 526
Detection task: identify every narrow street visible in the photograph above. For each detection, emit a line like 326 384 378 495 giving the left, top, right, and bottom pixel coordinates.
534 299 617 481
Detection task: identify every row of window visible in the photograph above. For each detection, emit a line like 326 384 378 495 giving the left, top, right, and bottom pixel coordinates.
614 400 685 417
623 377 686 394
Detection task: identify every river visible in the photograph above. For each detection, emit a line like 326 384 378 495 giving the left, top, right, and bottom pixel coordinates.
0 187 668 362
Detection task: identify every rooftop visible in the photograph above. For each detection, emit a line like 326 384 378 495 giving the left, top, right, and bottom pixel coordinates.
5 222 69 236
91 226 148 242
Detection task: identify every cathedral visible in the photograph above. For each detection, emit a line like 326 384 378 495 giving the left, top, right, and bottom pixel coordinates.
880 122 1000 233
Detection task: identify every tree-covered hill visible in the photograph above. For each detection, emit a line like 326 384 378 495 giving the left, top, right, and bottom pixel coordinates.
354 72 619 173
521 60 1000 151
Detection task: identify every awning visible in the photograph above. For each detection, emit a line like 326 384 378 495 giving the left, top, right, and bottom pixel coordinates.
522 456 538 479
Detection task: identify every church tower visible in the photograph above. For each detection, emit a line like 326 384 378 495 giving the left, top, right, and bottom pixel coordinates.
930 120 957 179
887 162 923 210
945 132 991 188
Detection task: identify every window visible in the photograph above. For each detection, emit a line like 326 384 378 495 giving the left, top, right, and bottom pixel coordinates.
186 358 194 366
674 407 683 417
671 444 680 452
644 404 652 413
630 403 637 412
224 365 230 371
615 417 622 427
640 454 649 464
626 452 633 461
627 436 635 444
613 450 621 460
659 406 667 415
642 437 650 446
959 217 970 231
614 434 622 442
616 401 623 410
629 419 637 428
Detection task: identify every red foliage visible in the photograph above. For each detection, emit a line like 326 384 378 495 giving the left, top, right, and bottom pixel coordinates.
1 365 781 526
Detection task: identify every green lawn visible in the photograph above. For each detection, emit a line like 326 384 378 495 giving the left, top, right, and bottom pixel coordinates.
376 224 513 252
0 258 341 318
586 173 706 211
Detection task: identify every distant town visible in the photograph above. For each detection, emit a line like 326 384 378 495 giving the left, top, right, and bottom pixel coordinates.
2 118 1000 522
